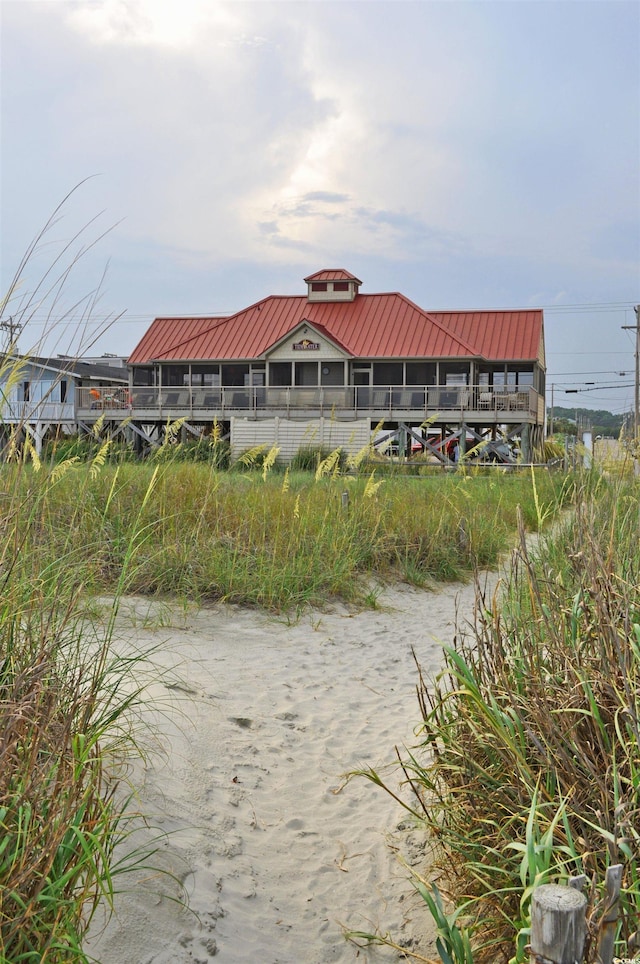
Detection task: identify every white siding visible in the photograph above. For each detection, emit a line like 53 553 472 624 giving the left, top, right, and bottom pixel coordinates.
268 333 346 361
231 417 371 463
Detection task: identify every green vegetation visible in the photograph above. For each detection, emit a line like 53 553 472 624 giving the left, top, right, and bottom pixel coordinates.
2 451 570 612
0 445 165 963
354 474 640 964
548 406 624 438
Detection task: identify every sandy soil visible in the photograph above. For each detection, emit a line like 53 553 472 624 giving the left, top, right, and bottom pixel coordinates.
85 578 488 964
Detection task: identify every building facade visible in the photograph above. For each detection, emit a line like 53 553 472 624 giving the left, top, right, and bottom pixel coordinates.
77 270 546 463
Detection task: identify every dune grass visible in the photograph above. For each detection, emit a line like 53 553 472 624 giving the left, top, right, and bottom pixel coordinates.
0 451 168 963
4 453 571 612
354 473 639 964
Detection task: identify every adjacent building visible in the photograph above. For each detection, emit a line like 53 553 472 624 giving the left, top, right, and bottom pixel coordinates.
0 355 128 454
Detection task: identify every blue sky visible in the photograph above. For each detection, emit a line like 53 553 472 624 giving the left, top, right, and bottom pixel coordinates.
1 0 639 413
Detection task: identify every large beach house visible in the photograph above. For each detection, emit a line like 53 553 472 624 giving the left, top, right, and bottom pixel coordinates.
76 269 546 463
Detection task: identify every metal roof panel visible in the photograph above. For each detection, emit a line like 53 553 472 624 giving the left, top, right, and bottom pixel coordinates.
128 280 543 367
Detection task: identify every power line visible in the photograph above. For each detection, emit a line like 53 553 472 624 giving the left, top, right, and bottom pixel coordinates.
543 302 637 312
547 370 631 376
563 383 634 392
3 299 638 325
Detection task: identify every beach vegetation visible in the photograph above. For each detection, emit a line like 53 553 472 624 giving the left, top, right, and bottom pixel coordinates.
0 457 571 613
354 473 640 963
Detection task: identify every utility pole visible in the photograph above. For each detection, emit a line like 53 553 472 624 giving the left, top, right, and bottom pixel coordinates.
622 306 640 441
0 315 23 353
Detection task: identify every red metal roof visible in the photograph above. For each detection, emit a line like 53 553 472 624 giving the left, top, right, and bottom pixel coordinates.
128 279 543 365
304 268 362 283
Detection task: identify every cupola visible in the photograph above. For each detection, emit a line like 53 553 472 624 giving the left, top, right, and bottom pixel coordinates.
304 269 362 303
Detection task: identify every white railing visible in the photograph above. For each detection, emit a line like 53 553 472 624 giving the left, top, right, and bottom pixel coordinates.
76 385 539 418
0 401 76 423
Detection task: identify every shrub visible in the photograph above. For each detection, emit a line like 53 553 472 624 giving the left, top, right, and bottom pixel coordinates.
291 444 347 472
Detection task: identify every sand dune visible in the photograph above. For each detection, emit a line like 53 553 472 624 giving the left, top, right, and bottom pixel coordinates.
86 580 485 964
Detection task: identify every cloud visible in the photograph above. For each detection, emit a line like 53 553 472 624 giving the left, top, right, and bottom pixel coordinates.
65 0 231 48
2 0 638 358
301 191 350 205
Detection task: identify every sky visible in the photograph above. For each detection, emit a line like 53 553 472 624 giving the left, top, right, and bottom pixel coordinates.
1 0 639 415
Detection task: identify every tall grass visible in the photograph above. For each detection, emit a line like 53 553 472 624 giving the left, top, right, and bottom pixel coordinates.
5 457 571 612
359 474 639 964
0 448 166 963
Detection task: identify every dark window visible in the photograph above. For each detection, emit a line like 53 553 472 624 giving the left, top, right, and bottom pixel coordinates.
133 367 154 386
373 362 403 386
165 365 189 386
191 365 220 387
60 379 68 403
406 362 435 385
311 282 327 291
22 381 30 402
333 281 349 291
221 364 250 387
269 362 292 387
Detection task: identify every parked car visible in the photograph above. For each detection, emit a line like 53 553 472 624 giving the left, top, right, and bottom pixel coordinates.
466 439 518 463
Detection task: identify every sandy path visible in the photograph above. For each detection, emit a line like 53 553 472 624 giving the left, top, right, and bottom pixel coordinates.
86 579 485 964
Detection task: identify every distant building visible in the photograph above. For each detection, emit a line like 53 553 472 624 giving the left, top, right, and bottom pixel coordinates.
0 355 127 454
58 353 128 369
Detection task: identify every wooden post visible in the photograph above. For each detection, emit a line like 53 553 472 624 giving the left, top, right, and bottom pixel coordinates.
530 884 587 964
596 864 623 964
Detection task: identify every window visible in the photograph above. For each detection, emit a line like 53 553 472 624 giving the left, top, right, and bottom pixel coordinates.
133 367 154 386
373 362 403 386
22 381 30 402
440 362 470 386
60 379 68 403
295 361 318 386
311 282 327 292
333 281 349 291
165 365 189 386
352 364 371 387
320 362 343 386
221 364 250 387
269 362 292 387
508 369 534 388
406 362 435 385
191 365 220 387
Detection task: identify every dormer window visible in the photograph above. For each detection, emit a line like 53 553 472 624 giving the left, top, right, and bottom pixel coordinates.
305 269 362 303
